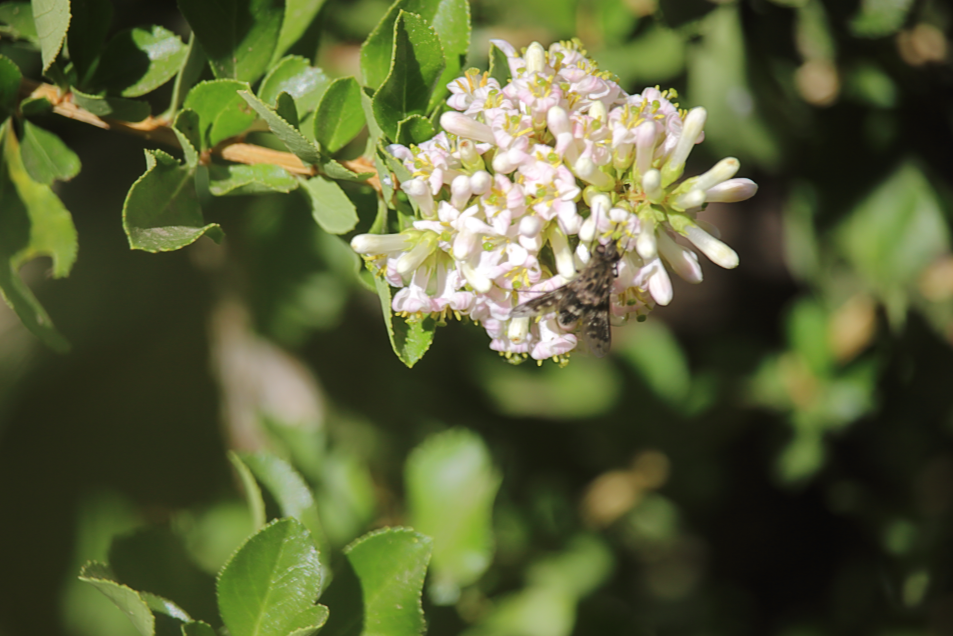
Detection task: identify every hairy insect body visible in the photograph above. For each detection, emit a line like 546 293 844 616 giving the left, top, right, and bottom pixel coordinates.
510 241 623 357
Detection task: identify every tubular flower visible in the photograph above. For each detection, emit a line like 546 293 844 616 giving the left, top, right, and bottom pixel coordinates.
351 39 758 364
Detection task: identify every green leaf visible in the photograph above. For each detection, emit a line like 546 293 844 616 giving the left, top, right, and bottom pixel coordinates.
178 0 283 84
181 621 216 636
90 25 188 97
217 518 323 636
850 0 914 37
259 56 331 118
66 0 112 85
301 175 358 235
78 562 156 636
0 54 24 121
109 527 219 626
172 109 201 168
406 428 500 604
168 32 207 117
371 11 445 141
315 77 366 154
835 161 949 326
228 451 267 531
20 120 81 185
239 89 322 166
487 41 511 85
140 593 192 623
273 0 328 65
71 88 151 122
239 451 330 560
687 5 781 169
31 0 70 71
208 163 299 196
0 120 76 351
373 276 435 368
276 91 299 128
786 297 834 378
122 149 223 252
0 3 38 43
286 605 330 636
395 114 434 146
618 319 691 407
326 528 432 636
361 0 469 94
658 0 716 27
182 80 257 149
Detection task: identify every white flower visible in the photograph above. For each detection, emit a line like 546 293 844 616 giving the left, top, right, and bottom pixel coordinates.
353 39 757 363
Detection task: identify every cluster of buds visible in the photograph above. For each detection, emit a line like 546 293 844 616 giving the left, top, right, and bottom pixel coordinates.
351 39 757 363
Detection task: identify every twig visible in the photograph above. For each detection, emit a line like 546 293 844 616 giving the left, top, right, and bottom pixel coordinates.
18 78 382 192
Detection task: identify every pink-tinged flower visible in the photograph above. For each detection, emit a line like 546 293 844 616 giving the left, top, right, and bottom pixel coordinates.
354 38 756 363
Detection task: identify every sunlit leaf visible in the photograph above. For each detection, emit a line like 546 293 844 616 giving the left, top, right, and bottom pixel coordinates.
122 149 223 252
371 11 445 141
183 80 257 149
91 25 188 97
78 562 155 636
19 120 81 185
406 428 500 604
315 77 366 154
259 55 330 117
31 0 70 71
217 518 323 636
178 0 282 83
373 276 436 368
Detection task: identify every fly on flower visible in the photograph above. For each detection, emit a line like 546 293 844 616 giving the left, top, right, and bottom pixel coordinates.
510 239 623 358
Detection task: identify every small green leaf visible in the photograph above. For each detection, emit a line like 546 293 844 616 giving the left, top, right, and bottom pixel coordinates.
78 562 156 636
331 528 432 636
67 0 113 85
181 621 216 636
617 319 691 407
182 80 256 149
273 0 327 65
0 120 76 351
315 77 366 154
276 91 299 128
835 162 949 326
140 593 191 623
208 163 299 196
372 11 445 141
0 54 24 121
373 276 435 368
259 55 330 117
239 451 329 560
71 88 151 122
109 526 219 626
172 109 201 167
123 149 223 252
407 428 500 604
361 0 469 94
487 41 511 85
850 0 914 37
0 3 38 43
228 451 267 531
178 0 283 84
301 175 358 234
90 25 188 97
286 605 330 636
395 114 434 146
239 89 322 165
217 518 323 636
31 0 70 71
20 120 81 185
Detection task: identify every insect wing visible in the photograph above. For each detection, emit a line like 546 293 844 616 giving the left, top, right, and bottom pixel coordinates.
510 288 567 318
581 302 612 358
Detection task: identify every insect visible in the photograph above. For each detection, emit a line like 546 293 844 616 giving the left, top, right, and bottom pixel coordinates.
510 239 623 358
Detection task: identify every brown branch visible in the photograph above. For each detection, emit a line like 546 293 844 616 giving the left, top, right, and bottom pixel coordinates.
18 78 382 192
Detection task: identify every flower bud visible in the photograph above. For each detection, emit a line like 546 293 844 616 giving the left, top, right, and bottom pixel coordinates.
694 157 740 192
661 107 707 186
440 111 495 144
705 178 758 203
641 168 663 203
351 232 412 255
683 223 738 269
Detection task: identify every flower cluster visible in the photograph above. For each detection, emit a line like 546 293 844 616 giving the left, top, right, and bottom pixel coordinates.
351 39 757 363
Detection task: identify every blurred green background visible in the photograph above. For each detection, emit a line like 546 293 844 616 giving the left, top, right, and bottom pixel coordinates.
1 0 953 634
